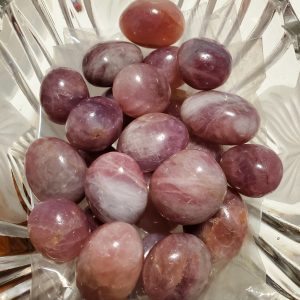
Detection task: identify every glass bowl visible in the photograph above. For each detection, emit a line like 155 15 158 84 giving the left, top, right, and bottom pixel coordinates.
0 0 299 299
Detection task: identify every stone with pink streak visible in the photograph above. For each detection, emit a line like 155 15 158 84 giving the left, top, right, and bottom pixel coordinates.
85 152 148 223
142 233 212 300
150 150 227 225
181 91 260 145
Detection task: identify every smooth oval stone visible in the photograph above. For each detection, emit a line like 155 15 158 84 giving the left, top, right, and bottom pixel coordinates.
120 0 185 48
187 135 223 162
113 63 171 117
76 222 143 300
40 67 89 124
150 150 227 225
25 137 86 202
144 46 183 88
143 233 212 300
178 38 232 90
28 199 90 262
184 189 248 263
181 91 260 145
85 152 148 223
66 97 123 152
83 41 143 87
143 233 166 258
220 144 283 197
117 113 189 172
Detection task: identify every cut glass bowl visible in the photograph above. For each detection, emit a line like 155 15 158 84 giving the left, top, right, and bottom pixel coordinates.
0 0 299 299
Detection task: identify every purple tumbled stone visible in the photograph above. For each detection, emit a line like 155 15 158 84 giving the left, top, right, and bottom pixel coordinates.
144 46 183 88
82 41 143 87
25 137 86 202
150 150 227 225
117 113 189 172
178 38 232 90
113 63 171 117
85 152 148 223
40 67 89 124
142 233 212 300
220 144 283 197
181 91 260 145
28 199 90 262
66 97 123 152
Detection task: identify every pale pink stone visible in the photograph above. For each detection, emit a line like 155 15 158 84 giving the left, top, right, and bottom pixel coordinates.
150 150 227 225
76 222 143 300
85 152 148 223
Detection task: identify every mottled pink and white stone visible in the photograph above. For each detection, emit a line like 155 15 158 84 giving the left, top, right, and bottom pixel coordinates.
184 189 248 263
85 152 148 223
150 150 227 225
142 233 212 300
112 63 171 117
220 144 283 197
28 199 90 262
181 91 260 145
25 137 87 202
76 222 143 300
117 113 189 172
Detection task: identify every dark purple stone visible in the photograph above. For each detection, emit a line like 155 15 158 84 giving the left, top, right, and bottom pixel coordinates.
220 144 283 197
82 41 143 87
40 67 89 124
178 38 232 90
66 97 123 152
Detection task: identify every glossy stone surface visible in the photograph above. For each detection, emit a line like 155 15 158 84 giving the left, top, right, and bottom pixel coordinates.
113 63 171 117
178 38 232 90
85 152 148 223
117 113 189 172
25 137 86 202
142 233 211 300
144 46 183 88
40 67 89 124
83 41 143 87
220 144 283 197
187 135 223 162
143 233 166 258
120 0 185 48
150 150 227 225
66 97 123 152
76 222 143 300
181 91 260 145
28 199 90 262
185 189 248 263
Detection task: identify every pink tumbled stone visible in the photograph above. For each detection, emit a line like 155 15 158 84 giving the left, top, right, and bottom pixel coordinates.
25 137 86 202
76 222 143 300
142 233 212 300
117 113 189 172
113 63 171 117
220 144 283 197
185 189 248 263
181 91 260 145
28 199 90 262
85 152 148 223
150 150 227 225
